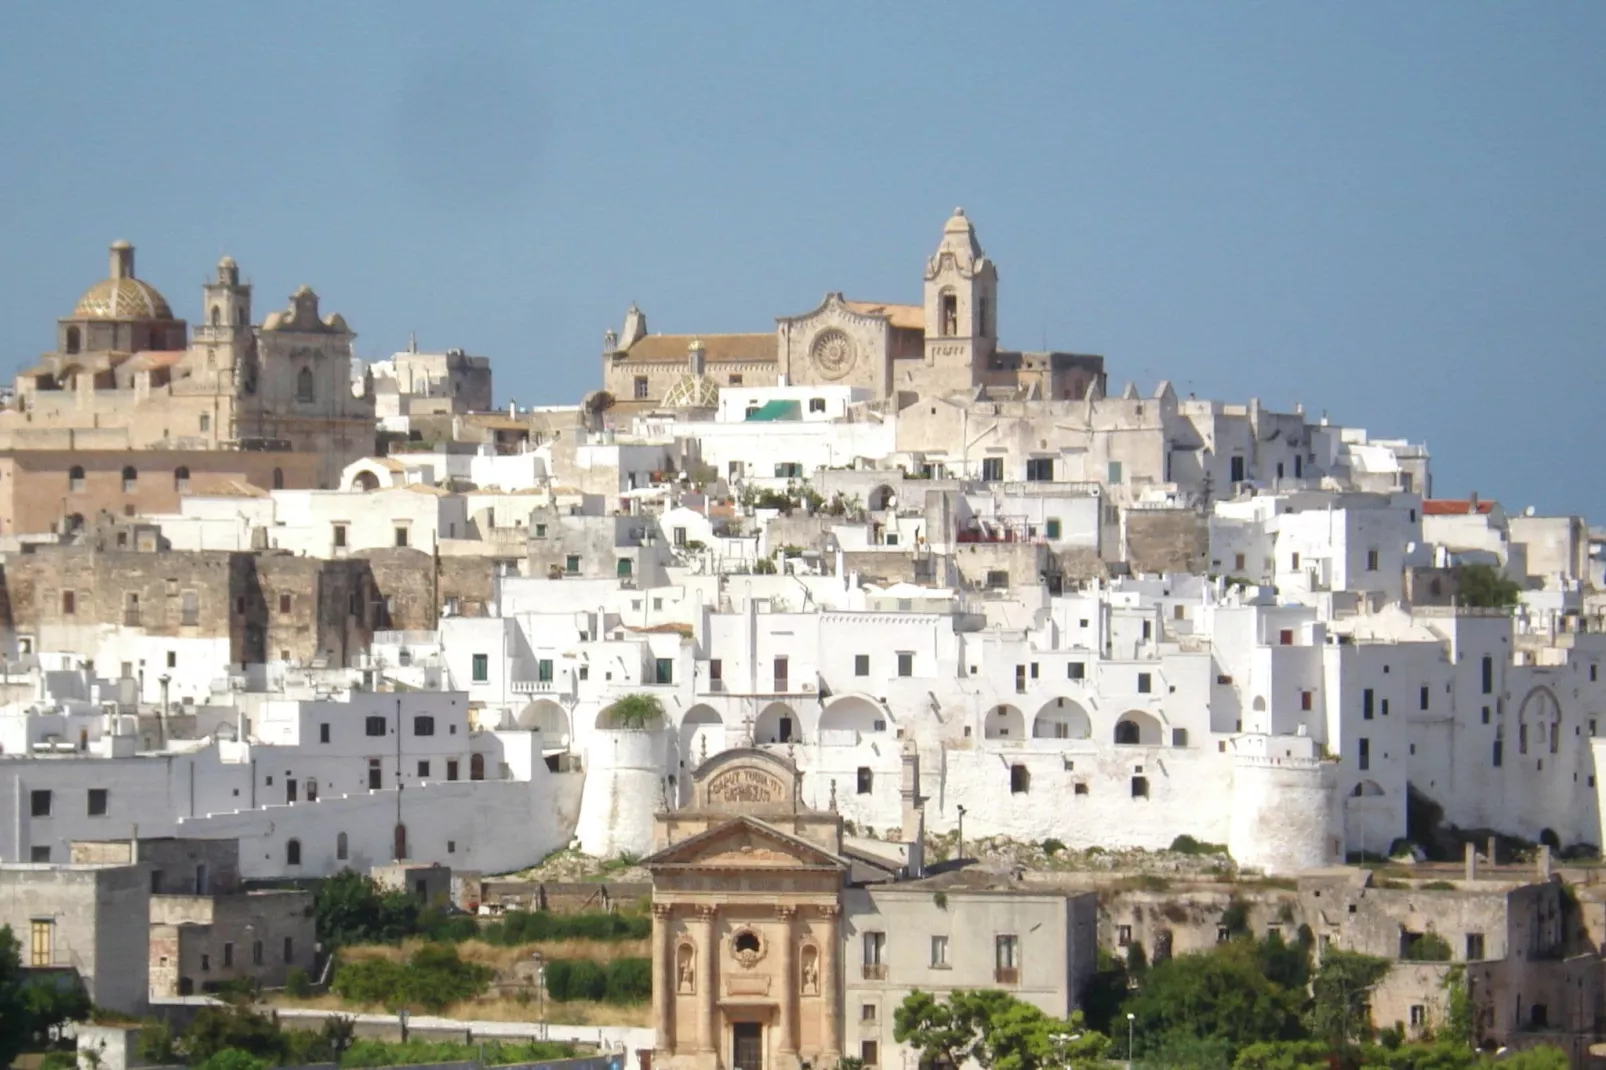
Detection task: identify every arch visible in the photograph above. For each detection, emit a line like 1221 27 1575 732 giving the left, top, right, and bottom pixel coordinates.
517 699 571 745
174 466 190 492
1032 699 1091 740
1540 828 1561 851
210 305 221 326
1251 696 1267 713
984 703 1026 740
296 366 316 403
336 831 348 860
680 704 726 763
754 702 799 745
272 467 285 491
939 288 958 336
354 470 380 492
286 838 302 866
469 753 485 781
868 484 896 512
1114 710 1162 746
64 326 81 354
819 695 888 736
1350 780 1385 797
1518 686 1563 756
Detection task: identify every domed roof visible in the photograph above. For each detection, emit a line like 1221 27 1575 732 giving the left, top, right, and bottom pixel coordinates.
661 372 721 409
70 241 174 321
72 277 174 321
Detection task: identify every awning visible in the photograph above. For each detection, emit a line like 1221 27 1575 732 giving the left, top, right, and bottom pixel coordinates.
745 400 801 422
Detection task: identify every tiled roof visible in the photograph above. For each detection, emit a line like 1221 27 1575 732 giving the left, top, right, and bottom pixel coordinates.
620 333 776 364
843 300 924 331
1423 499 1497 516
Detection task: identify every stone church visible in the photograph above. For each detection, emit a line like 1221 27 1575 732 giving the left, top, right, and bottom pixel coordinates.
0 242 376 533
602 210 1106 412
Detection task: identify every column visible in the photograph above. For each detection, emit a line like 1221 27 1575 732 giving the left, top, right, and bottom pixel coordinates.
818 905 841 1060
776 906 797 1063
695 904 718 1057
653 903 674 1054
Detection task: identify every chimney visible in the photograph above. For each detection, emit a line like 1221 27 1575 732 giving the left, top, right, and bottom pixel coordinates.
1469 490 1480 512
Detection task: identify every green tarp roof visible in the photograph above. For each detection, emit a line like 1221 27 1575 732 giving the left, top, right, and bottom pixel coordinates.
745 400 801 421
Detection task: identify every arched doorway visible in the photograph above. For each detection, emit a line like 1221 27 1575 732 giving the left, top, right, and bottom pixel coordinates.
754 702 799 745
818 696 888 740
984 704 1026 740
517 699 571 747
1032 699 1091 740
680 705 724 766
1114 710 1162 746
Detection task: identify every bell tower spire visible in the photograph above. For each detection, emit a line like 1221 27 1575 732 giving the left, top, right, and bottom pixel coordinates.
922 208 998 387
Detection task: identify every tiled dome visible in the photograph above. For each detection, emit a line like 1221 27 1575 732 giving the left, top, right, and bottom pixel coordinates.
72 277 174 321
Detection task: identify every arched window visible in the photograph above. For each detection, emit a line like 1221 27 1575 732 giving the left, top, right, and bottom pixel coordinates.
236 308 247 327
940 290 958 336
470 753 485 781
122 466 137 493
296 367 315 403
64 327 81 354
210 306 221 326
336 832 348 861
68 466 85 493
174 466 190 493
286 838 302 866
272 467 284 490
1114 720 1140 745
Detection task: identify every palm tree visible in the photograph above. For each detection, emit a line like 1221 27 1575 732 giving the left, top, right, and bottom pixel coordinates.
604 693 664 730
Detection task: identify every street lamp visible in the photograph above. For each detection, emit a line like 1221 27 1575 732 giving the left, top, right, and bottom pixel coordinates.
1126 1012 1136 1070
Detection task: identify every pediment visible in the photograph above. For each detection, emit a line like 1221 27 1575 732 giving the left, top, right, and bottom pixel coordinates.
647 816 847 872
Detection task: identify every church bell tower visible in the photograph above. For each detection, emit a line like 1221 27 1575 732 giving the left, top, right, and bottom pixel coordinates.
199 256 255 389
922 208 998 385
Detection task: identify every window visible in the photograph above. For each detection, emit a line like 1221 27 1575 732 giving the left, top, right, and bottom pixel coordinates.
470 753 486 780
1131 775 1149 798
634 375 649 399
1493 731 1503 767
447 760 459 781
1171 728 1188 747
1234 552 1246 571
861 1042 879 1067
1107 461 1123 484
1137 672 1152 694
930 935 949 968
181 590 199 626
862 931 886 978
174 466 190 492
1068 662 1085 681
1420 685 1430 711
1025 457 1054 482
986 570 1009 589
199 413 211 433
808 397 827 413
939 291 957 335
565 554 581 574
857 767 873 794
30 920 53 967
279 593 292 615
1118 925 1133 947
61 590 75 616
534 523 547 538
366 716 386 737
1010 764 1030 794
30 790 50 817
414 715 435 736
1366 548 1380 571
1290 552 1301 570
417 760 431 778
1363 689 1375 720
319 722 331 744
995 934 1020 982
728 374 742 386
30 846 49 862
224 942 234 967
537 658 554 683
981 457 1004 482
369 759 383 789
1466 932 1485 960
1481 655 1493 694
1279 629 1294 646
122 465 137 492
1230 455 1246 482
333 524 347 549
286 839 301 865
897 652 913 677
87 789 108 816
284 937 295 964
656 658 674 685
296 367 316 402
253 941 264 966
336 832 349 861
1359 738 1371 771
472 653 489 683
861 1003 878 1022
855 654 870 677
68 466 85 493
394 526 409 548
1042 517 1063 541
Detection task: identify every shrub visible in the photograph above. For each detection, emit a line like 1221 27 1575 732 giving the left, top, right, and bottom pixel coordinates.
604 957 653 1004
1403 932 1453 962
481 910 651 945
1169 835 1228 857
544 957 651 1004
1041 838 1066 856
284 966 311 998
331 944 492 1011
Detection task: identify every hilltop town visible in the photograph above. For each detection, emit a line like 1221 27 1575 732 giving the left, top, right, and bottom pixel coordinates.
2 212 1603 1067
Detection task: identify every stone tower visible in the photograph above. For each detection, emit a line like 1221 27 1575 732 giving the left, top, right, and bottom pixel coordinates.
922 208 999 389
198 256 255 391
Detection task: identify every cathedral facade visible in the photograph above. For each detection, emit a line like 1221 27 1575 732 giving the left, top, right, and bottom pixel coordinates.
602 209 1106 412
0 243 375 533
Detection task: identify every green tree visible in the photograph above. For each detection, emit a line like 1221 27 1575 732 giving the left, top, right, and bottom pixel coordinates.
1307 950 1391 1052
893 989 1108 1070
23 973 92 1046
603 693 665 729
1440 967 1473 1049
1453 564 1522 609
182 1002 287 1064
315 869 421 948
1402 933 1453 962
0 926 30 1069
1121 938 1306 1059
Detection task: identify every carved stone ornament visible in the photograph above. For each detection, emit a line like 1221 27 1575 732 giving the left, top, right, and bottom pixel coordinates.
730 926 766 969
810 329 857 381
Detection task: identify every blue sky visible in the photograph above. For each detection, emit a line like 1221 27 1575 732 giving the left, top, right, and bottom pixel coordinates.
1 3 1602 517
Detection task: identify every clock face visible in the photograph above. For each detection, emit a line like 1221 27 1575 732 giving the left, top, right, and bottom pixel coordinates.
810 329 857 381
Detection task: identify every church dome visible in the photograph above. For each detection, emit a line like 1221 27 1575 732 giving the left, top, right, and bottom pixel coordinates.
72 277 174 321
661 372 721 409
70 241 174 321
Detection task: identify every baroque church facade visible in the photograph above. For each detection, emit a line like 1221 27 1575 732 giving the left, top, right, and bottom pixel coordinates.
0 242 376 533
602 209 1107 412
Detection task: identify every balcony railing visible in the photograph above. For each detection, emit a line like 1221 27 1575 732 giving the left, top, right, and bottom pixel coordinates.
994 967 1019 985
862 964 888 981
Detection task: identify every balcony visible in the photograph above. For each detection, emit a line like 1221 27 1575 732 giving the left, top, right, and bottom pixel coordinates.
994 967 1019 985
862 964 887 981
511 679 567 695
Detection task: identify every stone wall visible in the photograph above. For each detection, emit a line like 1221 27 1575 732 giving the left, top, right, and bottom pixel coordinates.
1124 509 1207 574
